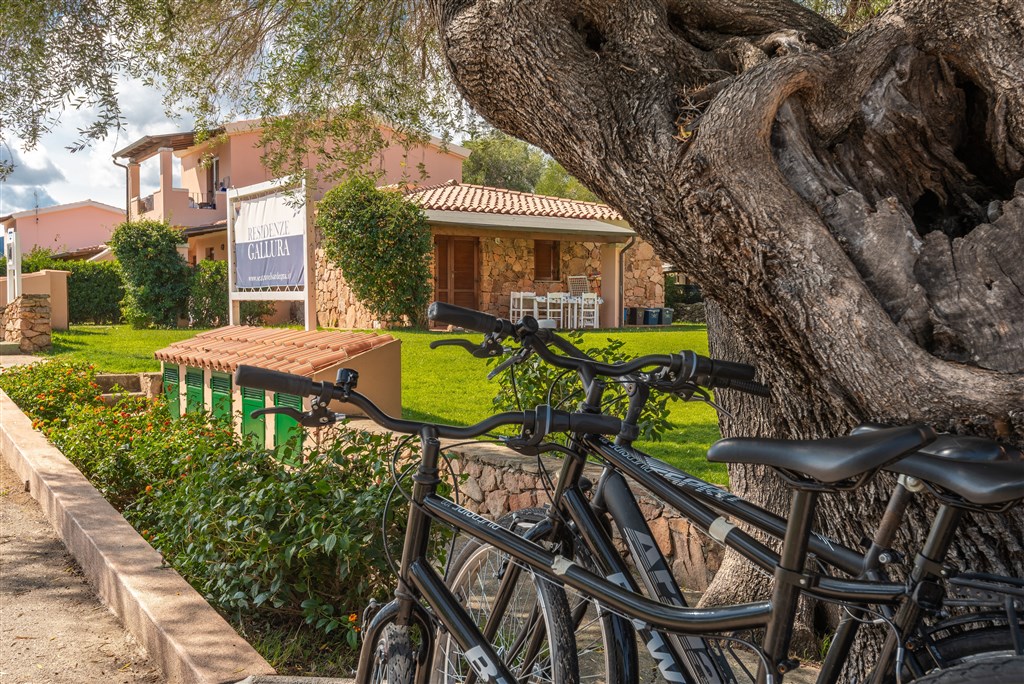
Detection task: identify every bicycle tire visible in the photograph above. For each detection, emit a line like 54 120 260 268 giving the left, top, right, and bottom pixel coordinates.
368 624 416 684
433 510 579 684
906 655 1024 684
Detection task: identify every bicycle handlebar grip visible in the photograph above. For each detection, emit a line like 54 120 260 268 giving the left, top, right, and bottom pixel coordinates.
428 301 512 336
725 379 772 397
568 413 623 435
709 359 757 382
234 365 316 398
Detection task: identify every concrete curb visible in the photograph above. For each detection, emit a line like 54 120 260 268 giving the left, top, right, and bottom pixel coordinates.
0 389 276 684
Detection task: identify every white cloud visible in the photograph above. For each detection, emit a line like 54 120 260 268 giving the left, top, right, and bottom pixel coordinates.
2 146 66 186
2 75 198 213
0 185 60 214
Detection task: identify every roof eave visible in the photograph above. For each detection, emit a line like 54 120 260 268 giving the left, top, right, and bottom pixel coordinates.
423 210 635 237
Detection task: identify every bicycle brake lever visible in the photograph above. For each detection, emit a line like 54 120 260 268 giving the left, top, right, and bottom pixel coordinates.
251 406 343 427
252 406 304 421
429 339 478 352
429 338 505 358
487 348 532 380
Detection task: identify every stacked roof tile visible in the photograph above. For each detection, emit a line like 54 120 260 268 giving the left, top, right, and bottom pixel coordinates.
154 327 395 377
400 180 623 222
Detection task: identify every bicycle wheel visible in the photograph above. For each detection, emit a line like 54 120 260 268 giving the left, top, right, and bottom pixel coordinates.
368 624 415 684
906 655 1024 684
440 508 631 683
433 510 579 684
904 618 1024 676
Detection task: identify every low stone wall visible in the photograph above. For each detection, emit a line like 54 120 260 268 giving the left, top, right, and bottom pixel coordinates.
440 438 724 592
96 372 163 407
1 294 52 352
673 302 707 324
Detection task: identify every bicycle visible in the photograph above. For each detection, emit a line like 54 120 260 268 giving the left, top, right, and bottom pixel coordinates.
422 303 1024 684
232 303 1024 684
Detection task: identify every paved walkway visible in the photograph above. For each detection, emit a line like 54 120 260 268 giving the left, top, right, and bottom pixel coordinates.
1 352 163 682
0 458 165 683
0 354 43 370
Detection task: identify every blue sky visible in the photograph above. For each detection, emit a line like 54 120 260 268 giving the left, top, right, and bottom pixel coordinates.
1 78 194 216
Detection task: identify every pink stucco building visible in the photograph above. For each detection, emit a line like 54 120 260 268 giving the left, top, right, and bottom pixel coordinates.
1 200 125 254
113 118 469 235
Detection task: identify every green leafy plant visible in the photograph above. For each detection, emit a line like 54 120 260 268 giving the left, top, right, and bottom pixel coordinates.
146 429 410 646
65 260 125 324
187 260 276 327
489 331 672 442
188 259 229 327
0 358 432 657
109 219 191 328
317 175 433 327
0 360 101 426
241 300 277 326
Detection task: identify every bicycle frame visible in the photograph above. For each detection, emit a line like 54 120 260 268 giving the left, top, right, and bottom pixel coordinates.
355 419 926 684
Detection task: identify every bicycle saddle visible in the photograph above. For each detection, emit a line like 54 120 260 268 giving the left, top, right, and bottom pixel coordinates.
852 426 1024 506
706 425 936 485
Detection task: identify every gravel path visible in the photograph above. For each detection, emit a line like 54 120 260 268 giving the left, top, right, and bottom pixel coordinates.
0 457 165 684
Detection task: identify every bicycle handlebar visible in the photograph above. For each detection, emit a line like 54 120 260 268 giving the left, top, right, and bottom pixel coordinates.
428 300 769 397
429 301 514 338
233 364 622 439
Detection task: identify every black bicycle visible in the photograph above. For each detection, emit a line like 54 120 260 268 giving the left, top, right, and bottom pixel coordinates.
232 303 1024 684
421 304 1024 684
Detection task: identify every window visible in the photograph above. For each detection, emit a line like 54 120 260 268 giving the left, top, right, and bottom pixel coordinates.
535 240 560 281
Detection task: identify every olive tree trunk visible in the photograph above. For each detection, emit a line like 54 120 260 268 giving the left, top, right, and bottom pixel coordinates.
430 0 1024 668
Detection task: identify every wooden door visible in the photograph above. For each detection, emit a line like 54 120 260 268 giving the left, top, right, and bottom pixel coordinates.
434 236 479 309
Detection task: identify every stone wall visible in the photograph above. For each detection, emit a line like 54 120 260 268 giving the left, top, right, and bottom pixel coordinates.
313 228 382 330
622 240 665 309
479 238 605 318
1 294 52 352
446 439 723 592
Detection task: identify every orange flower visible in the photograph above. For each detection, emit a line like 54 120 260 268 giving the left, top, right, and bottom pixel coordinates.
145 485 153 492
349 613 358 622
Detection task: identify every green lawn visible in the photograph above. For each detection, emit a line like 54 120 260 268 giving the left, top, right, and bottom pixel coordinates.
45 325 211 373
45 323 727 483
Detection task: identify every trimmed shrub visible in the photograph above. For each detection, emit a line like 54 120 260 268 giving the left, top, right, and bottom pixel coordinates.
188 259 276 327
188 260 229 327
109 219 191 328
19 246 61 273
317 175 433 327
66 261 124 324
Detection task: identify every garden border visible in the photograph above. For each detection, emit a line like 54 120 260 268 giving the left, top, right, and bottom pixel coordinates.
0 389 276 684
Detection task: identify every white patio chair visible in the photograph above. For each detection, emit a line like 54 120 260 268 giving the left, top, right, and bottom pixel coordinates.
509 291 538 321
540 292 567 328
579 292 600 328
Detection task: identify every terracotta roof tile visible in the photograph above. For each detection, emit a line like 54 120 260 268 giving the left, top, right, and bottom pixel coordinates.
154 327 397 376
398 181 623 222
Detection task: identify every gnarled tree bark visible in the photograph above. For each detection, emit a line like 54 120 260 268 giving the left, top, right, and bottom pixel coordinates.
430 0 1024 671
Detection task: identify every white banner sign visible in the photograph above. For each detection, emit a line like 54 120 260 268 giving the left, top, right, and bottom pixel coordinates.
233 193 306 288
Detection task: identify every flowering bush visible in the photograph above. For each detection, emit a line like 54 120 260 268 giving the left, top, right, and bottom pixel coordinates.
1 359 421 654
0 360 100 426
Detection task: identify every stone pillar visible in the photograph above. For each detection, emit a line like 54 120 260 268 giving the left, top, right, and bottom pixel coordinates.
2 294 52 352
